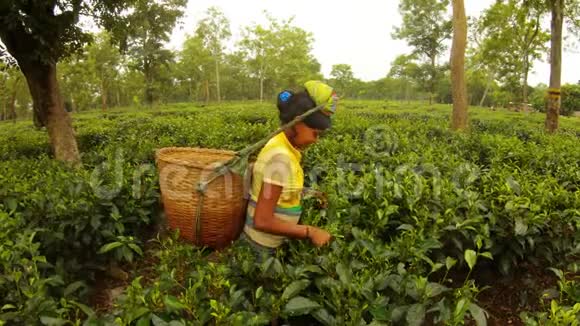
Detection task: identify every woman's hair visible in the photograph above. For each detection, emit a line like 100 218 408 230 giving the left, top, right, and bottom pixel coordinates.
276 90 316 123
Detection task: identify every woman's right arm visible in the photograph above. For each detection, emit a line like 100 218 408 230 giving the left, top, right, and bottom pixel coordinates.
252 181 309 239
253 181 332 247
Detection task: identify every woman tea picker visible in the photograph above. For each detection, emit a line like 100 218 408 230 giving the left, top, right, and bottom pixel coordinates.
238 80 338 259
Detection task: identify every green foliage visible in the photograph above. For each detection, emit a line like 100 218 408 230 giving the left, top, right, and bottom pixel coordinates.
87 31 122 110
176 35 214 101
475 0 550 103
465 55 502 107
561 84 580 116
0 1 92 63
0 211 90 324
329 64 356 98
195 6 231 102
196 7 232 59
392 0 452 103
530 83 548 112
124 0 187 105
386 55 423 101
58 53 99 112
520 267 580 325
2 0 579 122
98 236 144 263
0 62 29 121
530 83 580 116
0 156 159 277
393 0 452 61
1 101 579 324
238 14 321 100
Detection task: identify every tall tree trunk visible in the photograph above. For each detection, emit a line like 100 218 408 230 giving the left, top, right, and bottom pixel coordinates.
546 0 563 133
1 91 5 121
101 79 108 112
522 56 529 105
9 76 20 120
193 82 200 102
188 79 192 101
205 79 210 105
479 70 494 107
0 22 79 164
143 61 154 107
259 76 264 103
451 0 468 131
259 63 264 102
215 59 221 103
145 78 153 107
20 61 81 164
429 55 436 105
0 75 6 121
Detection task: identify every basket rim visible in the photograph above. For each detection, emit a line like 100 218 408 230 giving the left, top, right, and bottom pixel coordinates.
155 147 237 169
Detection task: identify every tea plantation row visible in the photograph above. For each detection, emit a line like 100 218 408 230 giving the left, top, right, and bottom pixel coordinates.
0 101 578 325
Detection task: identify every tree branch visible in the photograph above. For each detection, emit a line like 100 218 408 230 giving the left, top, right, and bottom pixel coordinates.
527 13 541 48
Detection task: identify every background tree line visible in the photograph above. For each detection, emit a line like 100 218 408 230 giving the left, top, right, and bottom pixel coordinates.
1 0 579 163
2 2 579 124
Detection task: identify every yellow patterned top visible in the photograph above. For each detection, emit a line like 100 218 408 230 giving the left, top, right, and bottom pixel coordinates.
244 132 304 248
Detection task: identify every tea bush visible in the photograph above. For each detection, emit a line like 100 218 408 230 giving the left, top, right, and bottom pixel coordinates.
0 101 578 324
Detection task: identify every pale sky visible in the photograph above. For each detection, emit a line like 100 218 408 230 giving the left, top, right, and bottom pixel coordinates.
169 0 580 86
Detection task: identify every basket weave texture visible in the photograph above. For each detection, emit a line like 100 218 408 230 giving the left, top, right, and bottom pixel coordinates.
155 147 247 249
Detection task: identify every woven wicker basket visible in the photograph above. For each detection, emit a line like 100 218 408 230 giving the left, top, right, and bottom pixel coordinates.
155 147 248 249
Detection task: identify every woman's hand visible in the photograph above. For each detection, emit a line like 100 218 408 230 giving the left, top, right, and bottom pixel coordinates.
307 226 332 247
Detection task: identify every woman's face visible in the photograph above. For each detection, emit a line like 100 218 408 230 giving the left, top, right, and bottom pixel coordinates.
292 122 323 149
